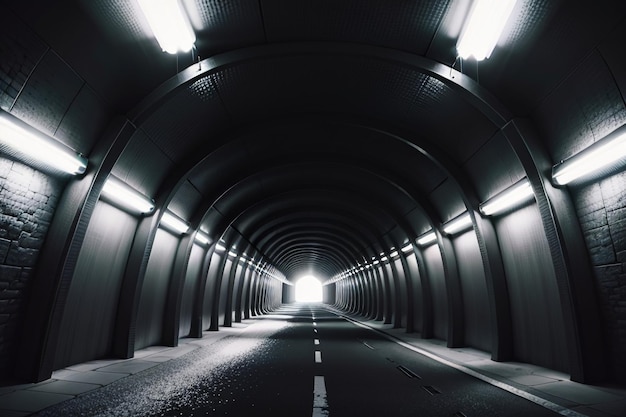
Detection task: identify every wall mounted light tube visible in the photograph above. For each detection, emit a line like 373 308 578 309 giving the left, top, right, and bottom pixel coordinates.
417 231 437 246
0 110 87 175
137 0 196 54
160 211 189 234
194 231 210 245
401 243 414 253
101 176 155 214
479 178 534 216
552 126 626 185
215 243 226 253
442 212 473 235
457 0 517 60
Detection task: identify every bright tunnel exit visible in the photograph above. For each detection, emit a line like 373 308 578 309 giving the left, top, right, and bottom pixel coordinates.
294 275 323 303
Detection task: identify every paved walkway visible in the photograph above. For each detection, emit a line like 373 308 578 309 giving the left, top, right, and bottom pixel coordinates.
0 312 624 416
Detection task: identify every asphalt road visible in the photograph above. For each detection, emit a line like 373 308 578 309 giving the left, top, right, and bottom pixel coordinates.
36 304 560 416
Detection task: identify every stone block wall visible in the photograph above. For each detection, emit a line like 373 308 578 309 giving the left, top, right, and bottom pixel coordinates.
572 170 626 383
0 157 62 381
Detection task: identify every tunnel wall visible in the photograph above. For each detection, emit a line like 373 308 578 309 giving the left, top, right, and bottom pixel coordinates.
452 230 491 352
53 201 136 369
405 253 422 332
0 158 62 378
495 204 569 372
570 171 626 382
135 228 179 350
178 243 204 338
423 245 448 340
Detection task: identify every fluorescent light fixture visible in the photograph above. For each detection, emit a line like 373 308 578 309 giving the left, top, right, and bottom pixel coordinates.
479 178 534 216
0 110 87 175
101 176 155 214
552 127 626 185
380 256 389 262
215 243 226 253
160 211 189 234
227 251 237 258
457 0 517 60
442 213 473 235
389 250 399 258
194 231 210 245
417 231 437 246
373 259 380 265
137 0 196 54
401 243 414 253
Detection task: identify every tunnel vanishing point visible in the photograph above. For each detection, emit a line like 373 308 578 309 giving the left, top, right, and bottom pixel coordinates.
0 0 626 408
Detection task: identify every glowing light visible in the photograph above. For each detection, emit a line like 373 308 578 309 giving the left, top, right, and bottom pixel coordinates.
101 176 155 214
417 231 437 246
552 128 626 185
295 275 323 303
194 231 210 245
457 0 517 60
443 213 473 235
0 110 87 175
160 211 189 234
137 0 196 54
479 178 534 216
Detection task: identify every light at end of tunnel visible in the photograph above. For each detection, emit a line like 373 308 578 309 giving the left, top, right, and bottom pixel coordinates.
552 126 626 185
295 275 323 303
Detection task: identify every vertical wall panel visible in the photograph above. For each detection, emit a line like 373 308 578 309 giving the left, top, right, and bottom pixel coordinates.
178 243 204 338
134 228 178 350
452 230 491 352
203 252 222 328
405 253 422 332
393 258 408 327
496 204 569 372
219 259 233 325
53 202 135 369
423 245 448 340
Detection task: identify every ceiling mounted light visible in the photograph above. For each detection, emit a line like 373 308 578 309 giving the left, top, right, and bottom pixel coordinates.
457 0 517 60
101 176 155 214
401 243 414 253
442 213 473 235
0 110 87 175
552 126 626 185
160 210 189 234
417 231 437 246
479 178 535 216
215 243 226 253
137 0 196 54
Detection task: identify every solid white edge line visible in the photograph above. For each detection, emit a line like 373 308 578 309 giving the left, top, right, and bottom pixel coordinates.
333 310 586 417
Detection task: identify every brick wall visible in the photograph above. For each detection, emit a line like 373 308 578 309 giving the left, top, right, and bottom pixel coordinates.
0 157 62 381
572 170 626 383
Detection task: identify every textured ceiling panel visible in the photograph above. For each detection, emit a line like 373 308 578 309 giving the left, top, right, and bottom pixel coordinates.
167 180 203 221
533 50 626 162
0 8 48 112
183 0 265 54
464 132 525 202
55 86 111 155
262 0 452 55
212 54 495 163
11 52 84 145
429 178 467 223
140 76 231 163
112 130 173 198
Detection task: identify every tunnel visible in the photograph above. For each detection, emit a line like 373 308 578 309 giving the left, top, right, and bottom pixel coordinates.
0 0 626 415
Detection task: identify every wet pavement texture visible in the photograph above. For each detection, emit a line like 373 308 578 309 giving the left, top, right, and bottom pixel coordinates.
33 305 564 416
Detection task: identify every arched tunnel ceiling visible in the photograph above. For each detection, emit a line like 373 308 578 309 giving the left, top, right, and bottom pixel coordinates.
3 0 625 282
